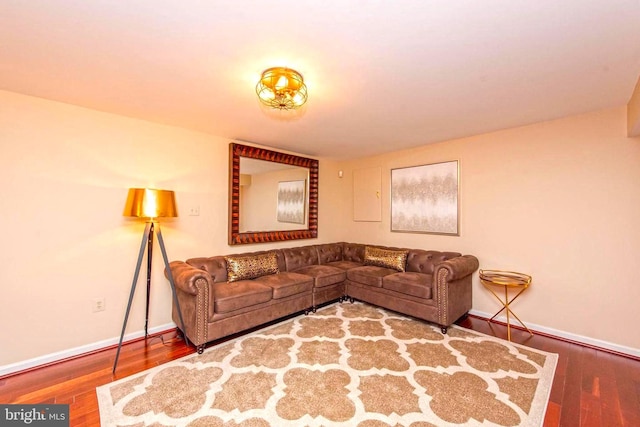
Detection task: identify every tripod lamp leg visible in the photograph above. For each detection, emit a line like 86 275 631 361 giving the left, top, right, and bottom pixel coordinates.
112 222 151 373
155 224 187 339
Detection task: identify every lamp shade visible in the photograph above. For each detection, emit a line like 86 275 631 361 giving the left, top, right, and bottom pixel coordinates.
123 188 178 219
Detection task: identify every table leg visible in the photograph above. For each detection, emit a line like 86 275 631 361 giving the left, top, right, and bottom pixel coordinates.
505 286 511 341
484 285 533 341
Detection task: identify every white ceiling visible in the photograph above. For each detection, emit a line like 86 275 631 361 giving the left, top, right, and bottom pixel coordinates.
1 1 639 160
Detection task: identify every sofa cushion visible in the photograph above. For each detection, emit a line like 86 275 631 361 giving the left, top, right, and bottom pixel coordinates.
325 260 364 270
211 281 273 314
364 246 409 272
254 272 314 299
382 272 432 299
294 265 347 288
225 251 279 282
347 265 397 288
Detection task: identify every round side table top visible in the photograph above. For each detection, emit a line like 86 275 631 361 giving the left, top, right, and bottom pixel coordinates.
479 269 531 288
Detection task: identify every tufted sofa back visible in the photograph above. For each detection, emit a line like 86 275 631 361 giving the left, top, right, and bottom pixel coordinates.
348 244 460 274
184 244 462 281
405 250 461 274
315 243 343 264
282 245 319 271
342 242 365 263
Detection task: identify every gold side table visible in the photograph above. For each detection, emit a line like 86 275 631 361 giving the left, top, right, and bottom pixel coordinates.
479 269 533 341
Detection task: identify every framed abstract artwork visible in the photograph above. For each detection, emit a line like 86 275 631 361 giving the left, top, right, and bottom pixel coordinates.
391 160 459 235
277 180 306 224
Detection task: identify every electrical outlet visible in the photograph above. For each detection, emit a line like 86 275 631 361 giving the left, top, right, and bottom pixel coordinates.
92 297 105 313
188 206 200 216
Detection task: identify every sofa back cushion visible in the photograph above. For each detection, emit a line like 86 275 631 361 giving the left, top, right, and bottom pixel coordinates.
282 245 319 271
315 243 343 264
343 242 365 263
405 250 461 274
185 256 228 282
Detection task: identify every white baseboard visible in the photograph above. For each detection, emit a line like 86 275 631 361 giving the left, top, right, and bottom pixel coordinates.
0 322 177 378
469 309 640 358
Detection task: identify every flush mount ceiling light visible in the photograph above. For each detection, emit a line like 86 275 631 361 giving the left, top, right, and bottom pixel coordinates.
256 67 308 110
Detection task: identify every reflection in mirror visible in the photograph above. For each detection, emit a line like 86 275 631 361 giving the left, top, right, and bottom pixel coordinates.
229 143 318 245
239 158 309 232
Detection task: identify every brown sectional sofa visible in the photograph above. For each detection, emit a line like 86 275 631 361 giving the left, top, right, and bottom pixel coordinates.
167 242 479 353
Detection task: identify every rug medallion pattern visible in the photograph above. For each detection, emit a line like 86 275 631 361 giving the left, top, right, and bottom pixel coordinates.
97 302 557 426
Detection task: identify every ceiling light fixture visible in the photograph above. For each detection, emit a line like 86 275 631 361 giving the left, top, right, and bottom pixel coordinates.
256 67 308 110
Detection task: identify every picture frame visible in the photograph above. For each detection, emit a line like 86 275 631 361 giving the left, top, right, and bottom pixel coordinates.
277 180 306 224
391 160 459 235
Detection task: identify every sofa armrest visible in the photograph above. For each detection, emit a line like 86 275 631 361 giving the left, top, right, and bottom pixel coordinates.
166 261 212 295
165 261 213 347
434 255 479 281
433 255 479 328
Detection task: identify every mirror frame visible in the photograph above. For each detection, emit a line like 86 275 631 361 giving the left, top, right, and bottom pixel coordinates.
229 142 319 245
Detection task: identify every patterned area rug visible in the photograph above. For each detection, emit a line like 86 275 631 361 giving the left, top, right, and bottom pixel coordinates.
97 302 557 426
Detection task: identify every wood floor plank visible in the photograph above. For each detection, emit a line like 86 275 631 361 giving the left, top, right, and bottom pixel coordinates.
543 400 561 427
580 347 603 426
596 352 623 427
581 390 602 427
70 390 100 427
613 356 640 426
558 342 584 426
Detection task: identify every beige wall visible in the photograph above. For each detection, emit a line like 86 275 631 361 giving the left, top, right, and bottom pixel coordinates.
1 89 638 371
336 106 640 352
0 90 338 369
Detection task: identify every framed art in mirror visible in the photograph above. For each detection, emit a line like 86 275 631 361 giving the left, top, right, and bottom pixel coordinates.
276 180 306 224
229 142 319 245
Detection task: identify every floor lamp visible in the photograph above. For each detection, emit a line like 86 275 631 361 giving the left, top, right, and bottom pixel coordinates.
112 188 186 373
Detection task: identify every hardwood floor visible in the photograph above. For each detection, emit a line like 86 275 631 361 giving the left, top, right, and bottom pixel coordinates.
1 311 638 426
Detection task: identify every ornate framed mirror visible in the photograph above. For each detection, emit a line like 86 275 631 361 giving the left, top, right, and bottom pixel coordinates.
228 142 319 245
